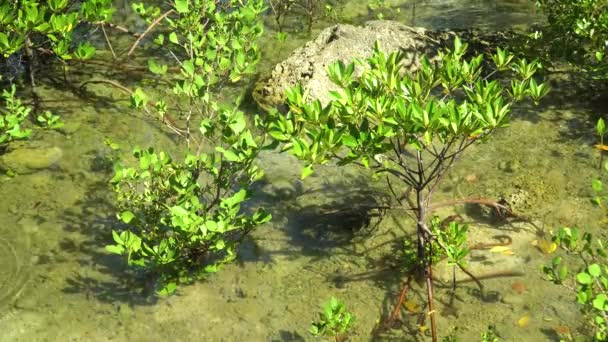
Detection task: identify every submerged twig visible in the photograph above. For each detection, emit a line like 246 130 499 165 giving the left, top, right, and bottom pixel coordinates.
101 23 117 60
385 275 413 326
127 10 175 56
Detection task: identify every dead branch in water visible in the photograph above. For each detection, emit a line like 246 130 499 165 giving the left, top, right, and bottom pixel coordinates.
127 10 175 56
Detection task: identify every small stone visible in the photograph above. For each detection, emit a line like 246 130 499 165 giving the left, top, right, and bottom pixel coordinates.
0 146 63 174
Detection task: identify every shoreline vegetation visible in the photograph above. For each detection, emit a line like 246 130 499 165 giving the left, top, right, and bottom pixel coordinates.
0 0 607 341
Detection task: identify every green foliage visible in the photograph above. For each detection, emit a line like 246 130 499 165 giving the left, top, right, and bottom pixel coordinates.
36 110 63 129
432 218 469 268
532 0 608 76
543 226 608 341
268 38 546 181
133 0 264 86
481 325 500 342
268 37 546 340
107 109 271 293
310 297 354 341
0 0 114 59
107 0 270 294
0 84 31 145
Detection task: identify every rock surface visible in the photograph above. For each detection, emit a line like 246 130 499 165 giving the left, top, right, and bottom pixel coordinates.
253 20 463 111
0 147 63 174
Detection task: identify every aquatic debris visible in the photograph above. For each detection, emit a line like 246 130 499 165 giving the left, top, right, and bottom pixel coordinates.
465 174 477 182
489 245 514 255
532 239 557 254
553 325 573 341
595 144 608 151
404 300 421 314
554 325 570 334
517 315 530 328
511 281 526 294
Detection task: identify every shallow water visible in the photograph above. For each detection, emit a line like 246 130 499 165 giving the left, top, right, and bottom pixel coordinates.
0 0 603 341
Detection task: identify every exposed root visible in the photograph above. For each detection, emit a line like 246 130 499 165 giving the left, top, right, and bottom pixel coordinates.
385 275 413 327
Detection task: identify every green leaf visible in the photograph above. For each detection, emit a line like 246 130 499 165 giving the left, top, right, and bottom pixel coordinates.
592 179 603 192
597 118 606 136
215 147 240 162
148 59 168 75
120 211 135 224
105 244 125 254
589 264 602 277
169 32 179 44
301 164 314 179
158 282 177 296
596 51 605 62
174 0 189 13
593 293 607 310
577 272 593 285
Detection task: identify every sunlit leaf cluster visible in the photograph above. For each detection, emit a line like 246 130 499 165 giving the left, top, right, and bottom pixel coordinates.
107 108 270 294
268 38 547 181
543 226 608 340
0 84 31 145
0 0 113 60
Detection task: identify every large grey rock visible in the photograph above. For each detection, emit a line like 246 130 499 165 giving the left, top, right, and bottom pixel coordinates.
0 146 63 174
253 21 459 112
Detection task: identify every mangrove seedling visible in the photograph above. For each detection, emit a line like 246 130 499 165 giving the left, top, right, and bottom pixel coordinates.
0 84 31 148
543 226 608 341
481 325 500 342
105 0 271 295
0 0 115 108
36 110 63 130
522 0 608 81
310 297 355 342
267 0 318 33
268 38 548 340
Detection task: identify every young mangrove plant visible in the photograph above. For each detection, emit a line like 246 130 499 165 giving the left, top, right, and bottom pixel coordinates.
310 297 355 342
543 226 608 341
105 0 271 295
531 0 608 77
0 0 115 107
0 83 31 149
267 0 318 33
545 163 608 340
267 38 548 340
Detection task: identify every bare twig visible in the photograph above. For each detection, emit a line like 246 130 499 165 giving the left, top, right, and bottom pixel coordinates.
101 23 117 59
385 275 413 327
79 79 189 138
127 9 175 56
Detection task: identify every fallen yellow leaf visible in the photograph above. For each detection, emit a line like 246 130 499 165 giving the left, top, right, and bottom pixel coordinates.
404 300 420 314
596 144 608 151
535 239 557 254
517 315 530 328
489 246 511 253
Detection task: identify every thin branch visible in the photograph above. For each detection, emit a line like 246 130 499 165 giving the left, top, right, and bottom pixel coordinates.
79 79 190 139
127 9 175 56
89 21 140 37
101 23 117 59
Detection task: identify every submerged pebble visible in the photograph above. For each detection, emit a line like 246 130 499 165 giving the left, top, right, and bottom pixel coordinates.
0 147 63 174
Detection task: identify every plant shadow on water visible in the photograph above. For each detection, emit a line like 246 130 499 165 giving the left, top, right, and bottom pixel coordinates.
58 171 161 306
535 74 608 144
50 115 179 306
